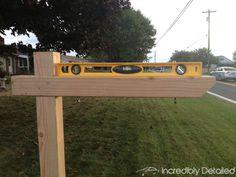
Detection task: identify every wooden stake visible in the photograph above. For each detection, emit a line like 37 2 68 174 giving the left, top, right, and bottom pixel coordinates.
34 52 66 177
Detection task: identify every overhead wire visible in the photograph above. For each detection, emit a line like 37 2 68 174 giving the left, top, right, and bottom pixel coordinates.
185 34 207 50
156 0 195 45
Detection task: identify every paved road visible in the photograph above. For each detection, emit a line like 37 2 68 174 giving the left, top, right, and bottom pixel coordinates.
208 81 236 103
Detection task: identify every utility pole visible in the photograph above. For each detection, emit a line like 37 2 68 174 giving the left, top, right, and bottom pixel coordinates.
154 51 157 63
202 9 216 73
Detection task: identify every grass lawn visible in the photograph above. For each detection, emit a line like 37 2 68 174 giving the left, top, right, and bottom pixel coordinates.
0 83 11 96
0 95 236 177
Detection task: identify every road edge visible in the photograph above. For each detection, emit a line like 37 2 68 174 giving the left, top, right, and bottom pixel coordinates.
207 91 236 104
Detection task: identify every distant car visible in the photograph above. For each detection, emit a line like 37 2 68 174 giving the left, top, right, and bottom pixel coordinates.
211 67 236 81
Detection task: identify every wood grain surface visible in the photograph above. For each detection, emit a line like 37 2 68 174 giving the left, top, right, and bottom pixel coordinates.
12 76 215 97
34 52 66 177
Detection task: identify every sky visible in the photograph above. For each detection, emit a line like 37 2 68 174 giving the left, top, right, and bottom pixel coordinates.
1 0 236 62
130 0 236 61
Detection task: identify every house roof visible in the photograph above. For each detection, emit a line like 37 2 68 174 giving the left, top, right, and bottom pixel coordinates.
61 55 88 63
216 55 233 61
12 53 29 59
216 55 235 64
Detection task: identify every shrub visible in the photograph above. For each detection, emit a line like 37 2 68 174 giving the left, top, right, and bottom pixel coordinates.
0 69 7 78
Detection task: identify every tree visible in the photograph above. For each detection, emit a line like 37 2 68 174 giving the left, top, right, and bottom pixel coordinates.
192 48 219 65
170 48 218 66
170 50 194 62
0 0 131 54
89 9 156 62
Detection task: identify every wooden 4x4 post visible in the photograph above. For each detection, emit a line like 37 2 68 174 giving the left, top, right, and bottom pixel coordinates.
11 52 215 177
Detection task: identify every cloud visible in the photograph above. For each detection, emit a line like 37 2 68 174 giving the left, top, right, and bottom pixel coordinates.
2 30 38 48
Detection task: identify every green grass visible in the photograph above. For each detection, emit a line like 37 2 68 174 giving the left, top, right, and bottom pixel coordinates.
0 95 236 177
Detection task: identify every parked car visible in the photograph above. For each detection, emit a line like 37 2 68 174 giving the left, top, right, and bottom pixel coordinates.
210 67 236 81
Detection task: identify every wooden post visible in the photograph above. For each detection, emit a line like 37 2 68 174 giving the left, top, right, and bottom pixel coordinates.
34 52 65 177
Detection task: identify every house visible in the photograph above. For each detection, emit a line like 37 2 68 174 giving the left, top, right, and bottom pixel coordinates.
0 53 31 75
216 55 235 65
0 36 33 75
0 36 89 75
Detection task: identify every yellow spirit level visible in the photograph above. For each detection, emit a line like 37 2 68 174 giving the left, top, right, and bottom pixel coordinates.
56 62 202 77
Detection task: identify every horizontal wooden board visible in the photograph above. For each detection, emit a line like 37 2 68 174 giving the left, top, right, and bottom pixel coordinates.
11 76 215 97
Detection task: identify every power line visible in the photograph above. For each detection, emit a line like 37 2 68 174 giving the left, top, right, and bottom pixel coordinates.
156 0 195 45
185 34 207 50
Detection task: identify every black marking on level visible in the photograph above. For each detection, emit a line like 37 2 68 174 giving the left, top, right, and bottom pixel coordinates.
112 65 142 74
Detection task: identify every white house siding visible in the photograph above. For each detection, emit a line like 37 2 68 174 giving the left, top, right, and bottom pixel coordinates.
8 58 13 74
0 57 6 71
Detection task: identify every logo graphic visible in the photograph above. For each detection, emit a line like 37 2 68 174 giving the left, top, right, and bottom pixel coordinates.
136 167 159 176
112 65 142 74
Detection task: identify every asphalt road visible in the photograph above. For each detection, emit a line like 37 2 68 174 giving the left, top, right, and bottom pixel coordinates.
208 81 236 102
